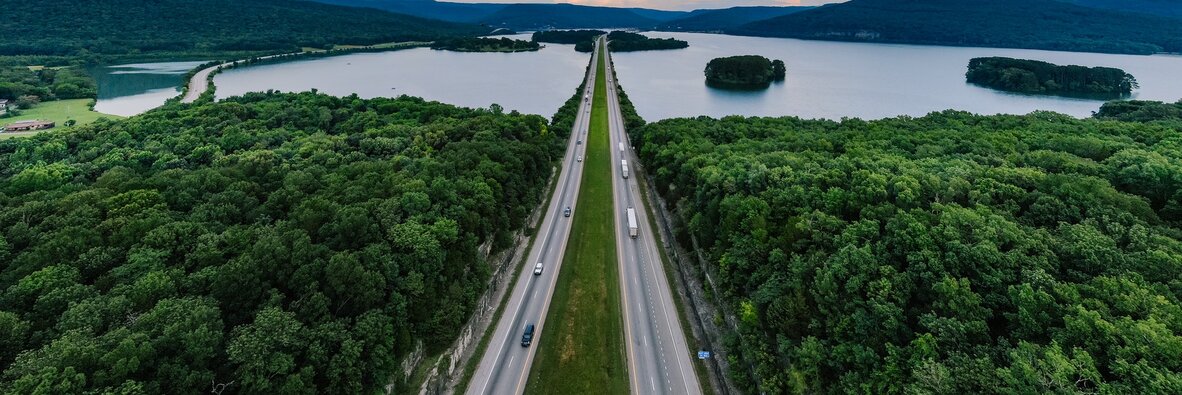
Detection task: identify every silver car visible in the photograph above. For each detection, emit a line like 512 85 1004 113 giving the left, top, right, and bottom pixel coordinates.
534 262 544 275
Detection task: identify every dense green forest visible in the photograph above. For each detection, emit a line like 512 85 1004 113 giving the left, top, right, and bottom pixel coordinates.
0 92 564 393
0 67 96 103
605 31 690 52
966 57 1137 98
1095 100 1182 122
0 0 485 61
633 106 1182 393
430 37 540 52
532 30 607 45
736 0 1182 55
704 56 786 89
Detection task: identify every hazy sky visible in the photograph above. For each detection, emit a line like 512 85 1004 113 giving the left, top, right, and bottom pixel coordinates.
449 0 845 11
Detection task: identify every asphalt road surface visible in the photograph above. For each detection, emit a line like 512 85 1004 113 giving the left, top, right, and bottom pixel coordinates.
466 41 599 395
603 39 703 395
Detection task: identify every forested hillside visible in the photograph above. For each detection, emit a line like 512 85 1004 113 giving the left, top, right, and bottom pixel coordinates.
0 92 561 393
657 6 812 32
1058 0 1182 18
0 0 485 58
634 109 1182 393
736 0 1182 55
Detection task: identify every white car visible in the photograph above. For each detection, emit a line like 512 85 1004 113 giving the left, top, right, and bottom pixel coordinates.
534 262 544 275
577 155 583 162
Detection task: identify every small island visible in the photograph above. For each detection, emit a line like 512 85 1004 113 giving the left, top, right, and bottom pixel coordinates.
966 57 1137 98
704 55 786 89
536 30 688 53
430 37 540 53
532 30 605 45
605 31 689 52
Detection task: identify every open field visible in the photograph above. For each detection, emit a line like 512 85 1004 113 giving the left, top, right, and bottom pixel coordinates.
525 45 629 394
1 99 121 139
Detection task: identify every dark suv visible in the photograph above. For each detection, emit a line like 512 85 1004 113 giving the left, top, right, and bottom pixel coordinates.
521 324 536 347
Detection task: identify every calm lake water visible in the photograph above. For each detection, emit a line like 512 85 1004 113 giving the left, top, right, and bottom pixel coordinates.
612 32 1182 120
90 61 206 116
214 36 590 117
201 33 1182 120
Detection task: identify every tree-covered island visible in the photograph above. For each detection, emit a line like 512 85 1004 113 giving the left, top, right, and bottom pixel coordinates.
966 57 1138 98
704 55 786 89
430 37 540 52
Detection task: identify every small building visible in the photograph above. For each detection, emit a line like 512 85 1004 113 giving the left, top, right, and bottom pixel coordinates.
0 99 8 115
3 120 55 132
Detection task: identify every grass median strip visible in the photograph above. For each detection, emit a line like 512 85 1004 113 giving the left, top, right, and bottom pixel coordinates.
525 44 629 394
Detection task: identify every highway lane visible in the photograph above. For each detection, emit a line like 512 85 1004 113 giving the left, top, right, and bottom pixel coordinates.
466 41 600 395
603 38 703 395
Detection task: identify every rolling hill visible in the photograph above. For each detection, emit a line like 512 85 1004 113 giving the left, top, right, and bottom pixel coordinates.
1057 0 1182 18
311 0 506 23
0 0 487 57
657 6 813 32
735 0 1182 55
477 3 682 29
314 0 687 29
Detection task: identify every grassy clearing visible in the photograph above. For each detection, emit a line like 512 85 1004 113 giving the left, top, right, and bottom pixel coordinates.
1 99 121 139
525 44 629 394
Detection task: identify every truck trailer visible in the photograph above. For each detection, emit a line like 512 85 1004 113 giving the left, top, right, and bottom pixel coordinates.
626 208 638 238
621 160 629 179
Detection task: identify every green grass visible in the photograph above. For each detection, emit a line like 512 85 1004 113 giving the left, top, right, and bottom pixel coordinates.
525 44 629 394
1 99 121 138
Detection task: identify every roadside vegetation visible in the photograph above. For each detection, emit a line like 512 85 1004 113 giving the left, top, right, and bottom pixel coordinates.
0 92 561 394
633 104 1182 393
966 57 1138 98
526 45 629 394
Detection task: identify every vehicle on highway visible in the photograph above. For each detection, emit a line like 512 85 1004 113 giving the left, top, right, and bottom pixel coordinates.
619 142 624 153
577 139 582 145
564 206 572 217
534 262 544 275
577 155 583 162
626 208 638 238
521 324 536 346
621 159 629 178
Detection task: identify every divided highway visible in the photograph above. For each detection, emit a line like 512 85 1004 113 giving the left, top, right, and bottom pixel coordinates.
466 42 599 395
603 39 703 395
467 36 702 395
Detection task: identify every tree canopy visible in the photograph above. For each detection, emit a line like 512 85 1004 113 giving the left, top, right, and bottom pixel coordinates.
634 107 1182 393
704 55 786 89
605 31 689 52
0 67 96 102
0 92 563 393
966 57 1138 98
0 0 486 59
430 37 539 53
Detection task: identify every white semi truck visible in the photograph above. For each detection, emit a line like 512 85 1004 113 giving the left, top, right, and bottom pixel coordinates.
626 208 638 238
621 160 629 179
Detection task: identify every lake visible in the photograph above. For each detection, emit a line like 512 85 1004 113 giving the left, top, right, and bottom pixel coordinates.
90 61 206 116
207 33 1182 120
214 37 590 117
611 33 1182 120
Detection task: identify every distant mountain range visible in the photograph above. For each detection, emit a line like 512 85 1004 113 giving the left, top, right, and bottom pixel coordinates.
313 0 686 28
657 6 813 32
1057 0 1182 18
734 0 1182 55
